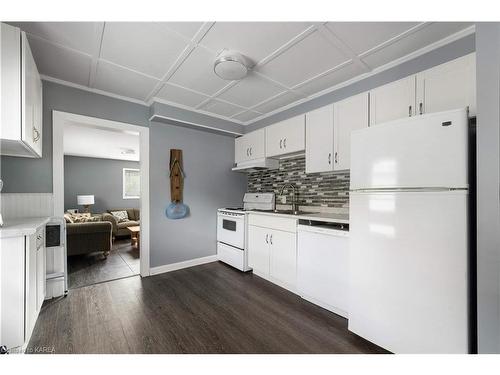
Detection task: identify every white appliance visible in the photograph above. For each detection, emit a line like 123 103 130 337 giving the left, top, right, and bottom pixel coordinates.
297 222 349 318
348 108 470 353
45 217 68 298
217 193 275 271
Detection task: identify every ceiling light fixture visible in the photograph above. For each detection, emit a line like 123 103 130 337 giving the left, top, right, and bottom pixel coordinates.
214 49 250 80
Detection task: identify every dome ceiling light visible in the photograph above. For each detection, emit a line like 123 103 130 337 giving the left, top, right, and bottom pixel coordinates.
214 49 250 80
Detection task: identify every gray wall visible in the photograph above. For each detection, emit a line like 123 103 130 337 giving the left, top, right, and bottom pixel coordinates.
149 121 247 267
64 156 140 213
0 81 247 270
0 80 149 193
247 34 475 131
475 23 500 354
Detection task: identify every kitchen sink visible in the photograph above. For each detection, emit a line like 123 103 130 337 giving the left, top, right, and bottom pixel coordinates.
273 210 314 216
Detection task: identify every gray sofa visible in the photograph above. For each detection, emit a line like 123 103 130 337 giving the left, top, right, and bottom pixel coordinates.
102 208 140 239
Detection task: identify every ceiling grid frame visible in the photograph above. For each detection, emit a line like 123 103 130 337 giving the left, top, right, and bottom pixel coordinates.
14 21 474 126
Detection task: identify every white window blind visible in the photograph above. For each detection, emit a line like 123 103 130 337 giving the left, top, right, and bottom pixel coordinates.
123 168 140 199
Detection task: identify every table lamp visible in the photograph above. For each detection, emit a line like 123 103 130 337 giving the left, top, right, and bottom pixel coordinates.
77 195 95 213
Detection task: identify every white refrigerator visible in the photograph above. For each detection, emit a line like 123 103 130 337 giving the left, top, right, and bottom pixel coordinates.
348 108 470 353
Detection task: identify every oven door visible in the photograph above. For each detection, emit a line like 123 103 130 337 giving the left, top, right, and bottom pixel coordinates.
217 212 245 249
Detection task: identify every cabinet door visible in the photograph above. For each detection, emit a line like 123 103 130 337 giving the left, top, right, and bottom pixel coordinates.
1 23 22 141
370 76 416 126
25 234 38 341
0 237 26 349
31 71 43 157
333 92 369 171
269 229 297 289
266 115 305 157
416 53 476 116
305 105 334 173
21 32 38 154
234 128 265 163
36 245 46 310
248 225 270 276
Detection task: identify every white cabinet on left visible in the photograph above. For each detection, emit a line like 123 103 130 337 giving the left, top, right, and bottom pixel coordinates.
234 128 265 164
0 225 46 352
1 23 43 158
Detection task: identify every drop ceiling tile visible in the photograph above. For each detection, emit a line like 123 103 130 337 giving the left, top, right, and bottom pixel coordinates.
27 35 91 86
169 46 230 95
199 22 312 63
326 22 420 55
94 60 160 101
101 22 189 79
257 30 350 88
199 99 246 118
232 111 263 123
294 62 367 97
155 83 210 107
253 91 304 114
158 22 204 40
217 73 284 108
12 22 101 54
361 22 473 69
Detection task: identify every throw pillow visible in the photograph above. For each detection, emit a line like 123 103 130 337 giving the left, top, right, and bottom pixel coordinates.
111 210 129 223
63 213 74 223
70 215 100 223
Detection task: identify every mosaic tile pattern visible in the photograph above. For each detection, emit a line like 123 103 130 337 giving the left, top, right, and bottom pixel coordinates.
247 156 350 208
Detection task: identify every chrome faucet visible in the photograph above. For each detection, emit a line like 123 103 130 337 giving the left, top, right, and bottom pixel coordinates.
278 183 299 214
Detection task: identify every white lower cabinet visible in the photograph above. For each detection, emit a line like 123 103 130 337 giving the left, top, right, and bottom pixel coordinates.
248 225 270 276
248 214 297 292
269 230 296 289
0 226 45 351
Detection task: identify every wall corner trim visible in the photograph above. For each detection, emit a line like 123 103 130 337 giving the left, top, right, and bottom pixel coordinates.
149 255 218 276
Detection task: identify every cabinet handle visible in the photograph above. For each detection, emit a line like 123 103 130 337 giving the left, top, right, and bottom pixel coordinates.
328 153 331 165
419 102 423 115
408 105 412 117
334 152 338 164
249 147 252 156
33 127 40 142
246 148 249 157
269 234 273 245
279 139 283 149
265 234 269 244
283 138 286 148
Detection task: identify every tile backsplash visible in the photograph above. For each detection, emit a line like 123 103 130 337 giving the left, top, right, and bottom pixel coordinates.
247 156 350 208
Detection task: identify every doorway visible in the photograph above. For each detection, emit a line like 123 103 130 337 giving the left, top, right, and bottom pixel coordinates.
52 111 150 288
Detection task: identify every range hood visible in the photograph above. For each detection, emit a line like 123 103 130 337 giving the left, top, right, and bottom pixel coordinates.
231 157 279 172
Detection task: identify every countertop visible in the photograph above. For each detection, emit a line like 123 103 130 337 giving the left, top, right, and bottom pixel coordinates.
247 210 349 224
0 217 51 239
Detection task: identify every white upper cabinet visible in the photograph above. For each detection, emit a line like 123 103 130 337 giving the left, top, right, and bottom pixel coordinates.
416 53 476 117
369 76 416 126
265 115 305 158
234 128 265 163
333 92 369 171
1 23 43 158
305 104 334 173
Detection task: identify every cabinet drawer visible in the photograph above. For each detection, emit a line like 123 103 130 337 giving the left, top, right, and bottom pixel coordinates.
248 214 297 233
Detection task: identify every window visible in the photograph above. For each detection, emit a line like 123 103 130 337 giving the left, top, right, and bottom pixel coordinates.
123 168 140 199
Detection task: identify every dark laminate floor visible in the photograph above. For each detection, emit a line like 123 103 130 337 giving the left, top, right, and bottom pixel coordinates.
29 261 387 354
68 238 140 289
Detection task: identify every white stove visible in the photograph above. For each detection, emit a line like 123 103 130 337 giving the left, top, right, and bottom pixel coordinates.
217 193 275 271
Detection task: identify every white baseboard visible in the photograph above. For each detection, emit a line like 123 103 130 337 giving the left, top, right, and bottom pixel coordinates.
149 255 217 276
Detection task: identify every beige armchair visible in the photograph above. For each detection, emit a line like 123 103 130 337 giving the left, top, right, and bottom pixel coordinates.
102 208 140 239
